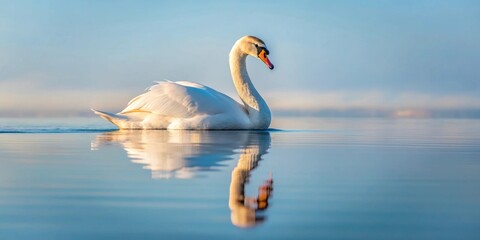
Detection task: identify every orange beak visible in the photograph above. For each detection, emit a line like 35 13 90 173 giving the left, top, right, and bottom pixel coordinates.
258 49 274 70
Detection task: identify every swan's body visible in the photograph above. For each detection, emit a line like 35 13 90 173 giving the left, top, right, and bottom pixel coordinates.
92 36 274 130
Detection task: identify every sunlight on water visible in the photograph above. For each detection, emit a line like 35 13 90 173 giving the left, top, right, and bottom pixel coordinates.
1 117 480 239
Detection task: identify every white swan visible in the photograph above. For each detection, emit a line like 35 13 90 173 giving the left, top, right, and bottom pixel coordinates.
92 35 274 129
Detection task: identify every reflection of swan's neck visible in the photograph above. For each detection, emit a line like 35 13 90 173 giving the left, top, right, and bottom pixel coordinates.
229 45 271 129
229 145 264 227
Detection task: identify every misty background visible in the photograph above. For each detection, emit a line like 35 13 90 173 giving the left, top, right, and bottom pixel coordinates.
1 0 479 118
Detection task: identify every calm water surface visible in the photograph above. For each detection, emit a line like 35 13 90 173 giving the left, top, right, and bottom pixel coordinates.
1 117 479 239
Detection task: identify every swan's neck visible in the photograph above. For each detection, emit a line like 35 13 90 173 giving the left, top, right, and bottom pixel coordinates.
229 47 271 129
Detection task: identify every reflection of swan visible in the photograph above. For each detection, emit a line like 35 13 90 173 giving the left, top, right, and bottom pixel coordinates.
229 132 273 228
91 130 273 227
92 130 251 179
92 35 274 130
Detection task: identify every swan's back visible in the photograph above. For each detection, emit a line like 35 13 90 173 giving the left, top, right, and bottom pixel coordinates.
93 81 250 129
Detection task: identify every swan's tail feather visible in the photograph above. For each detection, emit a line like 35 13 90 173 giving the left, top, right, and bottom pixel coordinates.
91 109 128 129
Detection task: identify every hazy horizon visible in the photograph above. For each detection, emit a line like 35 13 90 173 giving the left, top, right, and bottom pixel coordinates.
1 1 479 118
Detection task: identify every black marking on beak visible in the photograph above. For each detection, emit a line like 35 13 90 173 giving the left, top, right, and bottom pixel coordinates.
255 45 269 56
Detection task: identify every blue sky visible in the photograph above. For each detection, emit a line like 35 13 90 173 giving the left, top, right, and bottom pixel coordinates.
1 0 479 117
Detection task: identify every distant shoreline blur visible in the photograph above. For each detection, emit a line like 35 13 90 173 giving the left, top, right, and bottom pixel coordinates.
2 108 480 119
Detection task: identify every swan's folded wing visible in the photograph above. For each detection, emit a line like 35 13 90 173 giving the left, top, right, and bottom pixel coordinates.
120 81 237 117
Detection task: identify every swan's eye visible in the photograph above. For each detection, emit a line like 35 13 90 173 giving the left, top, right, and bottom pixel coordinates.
254 44 262 55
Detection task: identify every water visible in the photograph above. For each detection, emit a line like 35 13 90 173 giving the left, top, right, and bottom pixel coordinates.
1 117 479 239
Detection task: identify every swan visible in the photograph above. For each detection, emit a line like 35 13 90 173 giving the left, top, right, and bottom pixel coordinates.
92 35 274 130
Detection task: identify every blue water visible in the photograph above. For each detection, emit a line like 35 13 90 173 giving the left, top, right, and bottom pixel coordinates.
1 117 480 239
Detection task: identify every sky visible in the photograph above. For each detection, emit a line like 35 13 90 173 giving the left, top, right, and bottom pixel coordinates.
1 0 479 117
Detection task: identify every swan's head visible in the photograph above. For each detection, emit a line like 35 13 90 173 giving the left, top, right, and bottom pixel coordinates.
237 36 274 70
